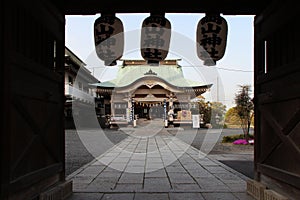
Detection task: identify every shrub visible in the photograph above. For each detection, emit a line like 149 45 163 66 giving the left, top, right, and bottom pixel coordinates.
222 134 254 143
213 123 228 129
233 139 248 145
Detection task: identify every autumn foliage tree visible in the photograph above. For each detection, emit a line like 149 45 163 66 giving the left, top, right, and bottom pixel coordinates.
224 107 240 126
234 85 254 141
225 107 254 127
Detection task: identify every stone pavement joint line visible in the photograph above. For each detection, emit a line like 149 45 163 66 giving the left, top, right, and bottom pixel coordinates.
66 128 254 200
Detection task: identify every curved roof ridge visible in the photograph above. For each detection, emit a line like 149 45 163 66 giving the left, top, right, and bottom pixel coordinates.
90 64 209 88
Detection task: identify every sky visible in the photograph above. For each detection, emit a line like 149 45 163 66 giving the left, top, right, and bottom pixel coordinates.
65 13 255 110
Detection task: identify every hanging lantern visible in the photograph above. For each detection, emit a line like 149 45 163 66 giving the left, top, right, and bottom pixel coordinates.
141 12 171 65
196 13 228 66
94 13 124 66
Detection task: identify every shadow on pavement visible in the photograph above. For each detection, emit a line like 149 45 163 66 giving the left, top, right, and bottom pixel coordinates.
218 160 254 179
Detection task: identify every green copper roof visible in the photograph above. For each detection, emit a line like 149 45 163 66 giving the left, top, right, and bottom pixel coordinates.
90 64 205 88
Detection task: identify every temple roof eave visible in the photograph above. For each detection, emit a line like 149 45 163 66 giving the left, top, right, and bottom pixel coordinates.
89 61 214 96
91 76 211 91
89 64 207 88
94 83 212 96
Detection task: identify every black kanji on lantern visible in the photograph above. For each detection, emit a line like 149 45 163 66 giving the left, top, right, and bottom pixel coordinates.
94 13 124 66
141 13 171 65
196 14 228 66
143 48 163 60
143 34 165 48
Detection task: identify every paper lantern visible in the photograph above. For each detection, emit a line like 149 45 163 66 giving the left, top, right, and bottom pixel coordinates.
196 13 228 66
141 13 171 65
94 13 124 66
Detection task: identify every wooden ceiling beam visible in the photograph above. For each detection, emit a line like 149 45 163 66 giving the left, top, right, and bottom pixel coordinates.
64 0 271 15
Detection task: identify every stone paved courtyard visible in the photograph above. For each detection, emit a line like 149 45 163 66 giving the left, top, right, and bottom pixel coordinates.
65 120 254 200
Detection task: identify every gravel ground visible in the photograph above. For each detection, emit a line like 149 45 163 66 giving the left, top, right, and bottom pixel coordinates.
167 127 254 154
65 129 128 176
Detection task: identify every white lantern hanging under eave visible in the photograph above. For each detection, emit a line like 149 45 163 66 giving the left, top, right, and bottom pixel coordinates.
196 13 228 66
141 12 171 65
94 13 124 66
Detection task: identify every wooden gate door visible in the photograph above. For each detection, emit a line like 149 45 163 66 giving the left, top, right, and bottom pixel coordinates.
254 1 300 197
1 1 66 199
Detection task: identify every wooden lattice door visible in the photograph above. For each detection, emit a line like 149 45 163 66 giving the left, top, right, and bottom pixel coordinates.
254 1 300 197
1 1 65 199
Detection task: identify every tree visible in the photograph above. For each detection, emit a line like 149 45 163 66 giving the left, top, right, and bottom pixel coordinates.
191 100 226 127
210 101 226 127
224 107 240 126
190 99 211 125
234 85 254 141
225 106 254 127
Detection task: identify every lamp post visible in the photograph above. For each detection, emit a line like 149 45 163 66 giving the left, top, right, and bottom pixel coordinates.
200 114 204 126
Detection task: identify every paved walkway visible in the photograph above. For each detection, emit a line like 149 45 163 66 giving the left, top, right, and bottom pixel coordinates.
66 119 254 200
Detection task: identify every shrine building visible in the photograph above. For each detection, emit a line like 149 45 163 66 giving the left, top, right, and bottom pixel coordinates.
90 59 212 125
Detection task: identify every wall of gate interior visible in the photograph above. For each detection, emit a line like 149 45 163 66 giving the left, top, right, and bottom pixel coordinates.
1 0 68 199
254 0 300 198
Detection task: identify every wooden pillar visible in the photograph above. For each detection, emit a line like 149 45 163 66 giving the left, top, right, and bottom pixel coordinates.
1 1 71 199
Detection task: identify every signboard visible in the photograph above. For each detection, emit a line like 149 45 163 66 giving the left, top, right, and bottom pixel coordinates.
192 114 200 128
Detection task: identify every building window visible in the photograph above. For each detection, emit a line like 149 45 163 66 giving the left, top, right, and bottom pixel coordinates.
78 82 83 90
114 103 127 109
83 86 89 93
68 76 73 85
